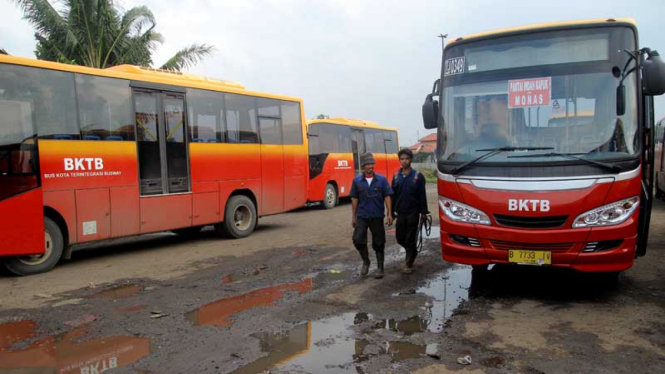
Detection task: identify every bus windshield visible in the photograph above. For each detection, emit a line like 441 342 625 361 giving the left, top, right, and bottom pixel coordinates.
438 27 638 165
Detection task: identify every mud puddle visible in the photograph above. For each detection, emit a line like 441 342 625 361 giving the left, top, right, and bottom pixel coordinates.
86 284 142 299
187 278 313 327
415 265 472 332
229 313 440 374
229 266 471 373
0 320 150 372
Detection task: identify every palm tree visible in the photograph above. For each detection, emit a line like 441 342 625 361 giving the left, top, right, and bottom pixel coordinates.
0 48 7 55
13 0 214 71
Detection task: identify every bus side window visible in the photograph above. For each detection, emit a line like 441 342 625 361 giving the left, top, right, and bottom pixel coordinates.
257 98 282 145
281 101 303 145
226 93 258 144
0 64 78 140
76 74 134 141
186 88 224 143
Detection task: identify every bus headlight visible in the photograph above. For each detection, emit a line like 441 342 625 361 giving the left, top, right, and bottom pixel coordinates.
439 197 491 225
573 197 639 228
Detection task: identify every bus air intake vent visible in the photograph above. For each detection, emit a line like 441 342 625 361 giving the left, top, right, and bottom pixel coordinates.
490 240 574 252
493 214 568 229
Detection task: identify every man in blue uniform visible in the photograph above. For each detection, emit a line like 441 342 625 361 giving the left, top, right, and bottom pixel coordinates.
350 152 394 279
392 148 428 274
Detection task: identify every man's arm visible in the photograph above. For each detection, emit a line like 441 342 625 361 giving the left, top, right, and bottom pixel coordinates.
383 178 394 225
351 198 358 228
384 196 393 225
350 179 358 228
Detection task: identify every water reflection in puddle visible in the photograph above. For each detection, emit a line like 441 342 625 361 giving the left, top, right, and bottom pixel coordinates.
416 266 472 333
229 266 471 373
0 320 150 373
187 278 313 328
86 284 142 299
230 313 440 374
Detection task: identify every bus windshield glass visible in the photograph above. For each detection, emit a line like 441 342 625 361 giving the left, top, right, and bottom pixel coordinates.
439 27 638 165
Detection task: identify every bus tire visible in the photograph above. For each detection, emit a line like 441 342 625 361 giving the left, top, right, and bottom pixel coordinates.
4 217 64 276
215 195 257 239
172 226 204 238
322 183 337 209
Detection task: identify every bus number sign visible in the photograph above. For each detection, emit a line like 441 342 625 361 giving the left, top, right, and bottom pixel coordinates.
444 57 465 76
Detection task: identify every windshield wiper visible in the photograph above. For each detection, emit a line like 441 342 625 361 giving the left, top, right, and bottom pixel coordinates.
451 146 554 175
507 152 622 173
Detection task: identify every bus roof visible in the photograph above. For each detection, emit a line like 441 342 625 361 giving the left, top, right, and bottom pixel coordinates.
0 54 302 102
307 117 397 132
447 18 637 47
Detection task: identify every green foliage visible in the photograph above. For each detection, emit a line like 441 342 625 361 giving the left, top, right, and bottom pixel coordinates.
315 114 330 119
419 168 437 183
0 48 8 55
13 0 214 71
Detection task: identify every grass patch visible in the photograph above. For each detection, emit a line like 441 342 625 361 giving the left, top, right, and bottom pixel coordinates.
420 168 437 183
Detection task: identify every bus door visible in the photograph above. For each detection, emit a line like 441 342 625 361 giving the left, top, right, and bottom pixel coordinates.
258 98 285 215
351 129 365 176
0 106 44 256
133 89 192 233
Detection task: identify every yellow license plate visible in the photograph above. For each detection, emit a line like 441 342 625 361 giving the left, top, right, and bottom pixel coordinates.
508 250 552 265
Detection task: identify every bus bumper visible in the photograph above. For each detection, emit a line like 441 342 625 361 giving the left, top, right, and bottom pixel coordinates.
439 226 636 273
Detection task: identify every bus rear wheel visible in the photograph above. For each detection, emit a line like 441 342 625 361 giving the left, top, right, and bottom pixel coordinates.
215 195 257 239
4 217 64 276
322 183 337 209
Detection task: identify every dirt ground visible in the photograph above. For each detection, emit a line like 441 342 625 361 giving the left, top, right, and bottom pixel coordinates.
1 185 664 374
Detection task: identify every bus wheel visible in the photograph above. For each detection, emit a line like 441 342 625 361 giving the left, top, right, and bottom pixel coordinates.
322 183 337 209
172 226 204 238
4 217 64 276
215 196 257 239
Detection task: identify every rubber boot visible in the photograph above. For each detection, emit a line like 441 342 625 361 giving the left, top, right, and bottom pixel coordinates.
358 247 371 277
374 251 385 279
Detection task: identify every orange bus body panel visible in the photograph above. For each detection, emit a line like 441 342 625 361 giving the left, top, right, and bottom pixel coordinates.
193 192 221 225
75 188 111 243
110 186 141 238
283 146 308 211
0 189 44 256
261 144 285 215
140 194 193 233
43 190 77 245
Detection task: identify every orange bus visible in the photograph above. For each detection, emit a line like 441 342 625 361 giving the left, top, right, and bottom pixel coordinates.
0 55 308 275
307 118 399 208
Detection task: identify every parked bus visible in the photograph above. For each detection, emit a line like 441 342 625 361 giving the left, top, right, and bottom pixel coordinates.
307 118 399 208
0 55 308 275
422 18 665 276
656 117 665 199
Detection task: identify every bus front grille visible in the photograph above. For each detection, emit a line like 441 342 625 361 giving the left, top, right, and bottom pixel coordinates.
493 214 568 229
490 240 574 252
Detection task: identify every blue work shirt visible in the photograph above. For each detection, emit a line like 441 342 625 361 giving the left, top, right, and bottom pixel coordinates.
392 169 428 215
350 173 393 219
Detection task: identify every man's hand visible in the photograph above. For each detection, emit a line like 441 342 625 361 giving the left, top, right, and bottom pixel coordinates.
420 214 427 224
352 216 357 228
386 214 394 226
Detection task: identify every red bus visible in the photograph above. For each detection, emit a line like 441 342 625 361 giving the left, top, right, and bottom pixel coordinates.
0 55 308 275
422 19 665 276
307 118 399 208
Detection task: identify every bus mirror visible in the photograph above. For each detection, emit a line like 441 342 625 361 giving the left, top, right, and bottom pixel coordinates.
423 94 439 130
643 50 665 96
616 85 626 116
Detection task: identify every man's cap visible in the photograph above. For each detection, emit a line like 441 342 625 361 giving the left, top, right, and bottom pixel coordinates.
360 152 375 166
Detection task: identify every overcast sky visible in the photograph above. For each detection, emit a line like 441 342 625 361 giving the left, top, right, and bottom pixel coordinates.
1 0 664 147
